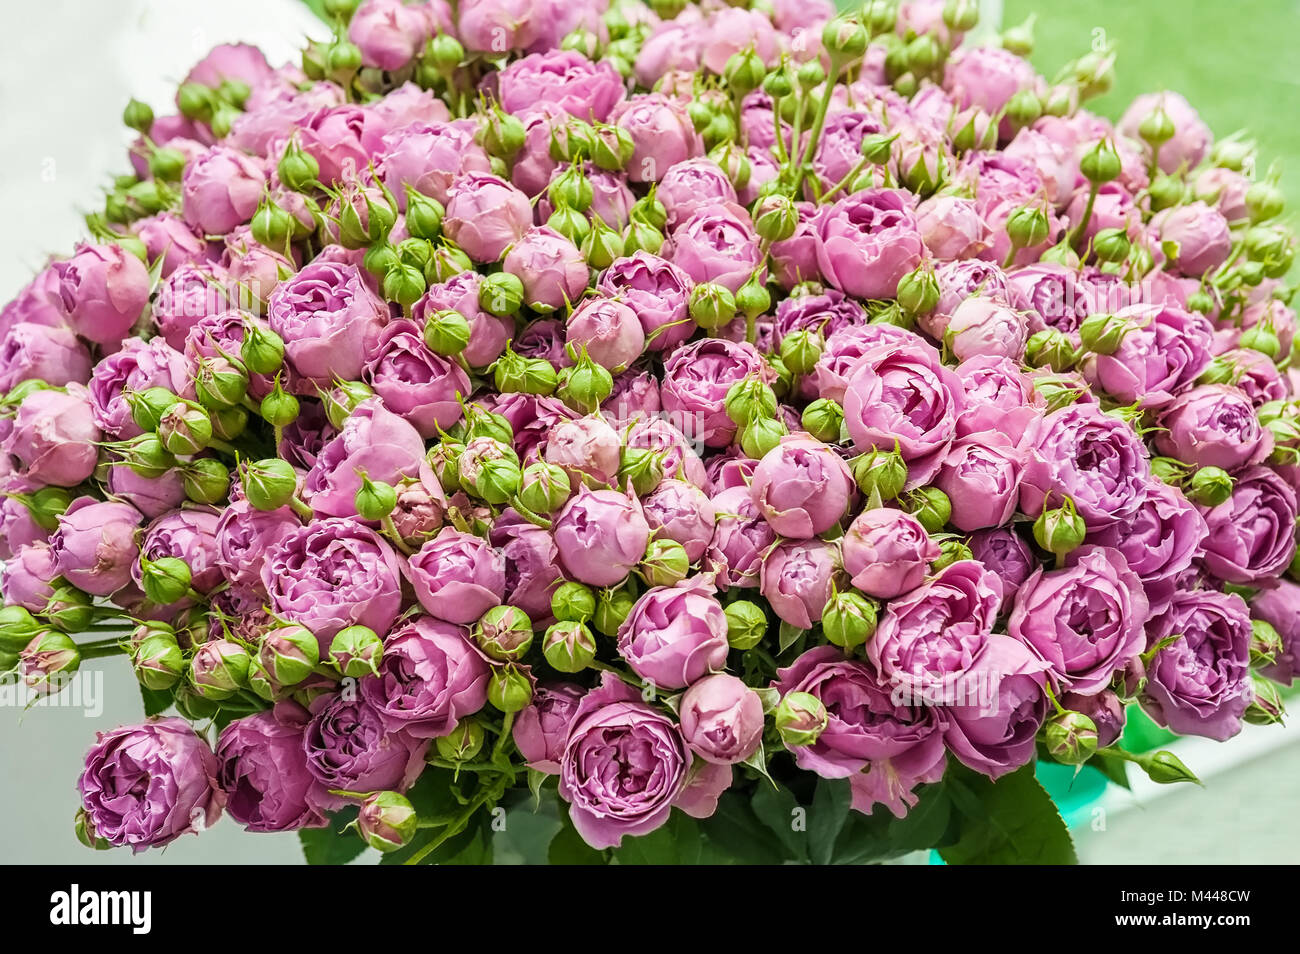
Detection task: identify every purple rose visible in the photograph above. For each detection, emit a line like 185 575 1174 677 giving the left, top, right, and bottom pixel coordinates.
617 576 730 689
87 336 193 438
565 296 646 372
215 498 301 595
0 322 91 392
597 252 694 352
362 320 469 439
0 482 45 559
413 270 512 368
749 437 853 538
407 527 506 625
841 508 939 599
1061 689 1127 749
604 369 662 423
761 538 837 630
611 93 702 184
1253 581 1300 685
79 718 224 851
502 226 589 313
268 260 390 386
443 173 534 263
3 385 100 487
1008 545 1149 694
136 508 224 596
1084 304 1213 408
1150 201 1231 277
558 672 692 848
1155 384 1272 472
661 337 769 448
944 45 1038 118
490 509 564 622
809 323 916 404
553 485 650 587
130 213 210 279
543 414 622 486
181 146 265 235
0 542 59 611
217 702 332 832
263 517 405 646
1142 590 1252 741
52 243 151 346
843 336 965 486
656 158 738 229
705 484 777 590
1008 263 1091 339
772 290 867 347
967 528 1035 612
773 646 946 794
361 615 491 739
624 416 708 488
379 120 491 205
1198 465 1297 585
498 50 625 122
303 399 426 517
304 691 428 792
643 479 715 562
1020 403 1151 529
669 203 763 294
942 635 1049 779
869 560 1002 694
916 194 992 261
348 0 432 70
933 433 1022 532
1215 348 1287 409
1087 478 1206 611
814 188 925 301
512 681 585 774
942 296 1028 363
679 673 763 765
50 497 142 596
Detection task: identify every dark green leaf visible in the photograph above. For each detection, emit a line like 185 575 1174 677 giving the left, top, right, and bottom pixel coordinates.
886 783 951 851
614 811 701 865
299 807 366 866
138 684 172 718
938 764 1077 866
831 809 897 865
698 793 787 864
808 778 853 865
1090 750 1131 790
548 810 609 865
751 780 809 862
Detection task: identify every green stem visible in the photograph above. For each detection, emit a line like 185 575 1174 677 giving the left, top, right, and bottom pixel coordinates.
80 644 127 660
289 495 314 521
821 157 868 203
403 785 498 866
492 710 516 763
381 515 415 555
771 96 789 164
794 58 846 195
1068 182 1100 250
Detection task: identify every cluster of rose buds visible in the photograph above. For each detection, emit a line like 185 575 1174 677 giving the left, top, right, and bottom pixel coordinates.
1 0 1296 857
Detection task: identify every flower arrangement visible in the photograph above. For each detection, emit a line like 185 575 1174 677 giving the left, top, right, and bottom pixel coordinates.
1 0 1296 865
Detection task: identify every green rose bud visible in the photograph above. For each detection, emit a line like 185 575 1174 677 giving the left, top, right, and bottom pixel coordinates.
474 455 523 506
1246 179 1286 224
129 386 180 433
156 402 213 455
1024 328 1078 372
434 719 485 763
542 620 598 673
488 665 533 713
241 458 299 511
1238 321 1281 359
1148 173 1185 211
140 556 193 605
322 380 374 429
241 324 286 376
120 433 174 479
44 582 95 633
474 605 534 662
0 606 43 655
822 590 878 651
276 139 320 192
132 632 184 690
479 272 525 317
423 308 471 357
260 624 319 686
259 377 300 430
358 791 418 853
736 276 772 321
190 639 252 700
851 447 908 500
900 486 951 533
1138 105 1175 146
896 266 940 315
551 581 596 624
123 97 155 133
801 399 845 444
753 193 799 242
1078 312 1130 354
519 460 572 514
740 415 787 460
1044 710 1099 765
689 282 737 330
593 584 638 636
425 242 474 283
195 356 249 410
250 199 294 248
1092 227 1131 264
1142 749 1200 785
641 538 690 587
932 536 975 572
775 691 829 747
1005 89 1042 129
1249 618 1284 668
1079 139 1122 184
1243 674 1285 726
724 376 779 428
1005 204 1050 250
1185 465 1234 507
556 347 614 413
383 262 427 307
724 599 767 650
1033 497 1086 558
618 446 665 497
328 625 384 678
779 329 823 376
355 473 398 521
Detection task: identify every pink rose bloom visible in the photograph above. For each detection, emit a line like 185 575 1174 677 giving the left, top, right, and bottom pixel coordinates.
544 415 622 486
49 497 142 596
414 270 512 369
304 399 426 517
749 437 853 538
52 244 151 346
503 227 589 313
0 320 91 393
616 576 730 689
770 201 821 289
130 213 211 278
565 297 645 372
348 0 433 70
915 194 991 260
407 527 507 625
1154 384 1272 472
642 479 715 562
670 202 763 294
181 146 265 235
596 252 695 353
553 485 650 587
934 434 1023 532
841 508 939 598
512 682 585 774
679 673 763 765
363 319 470 439
944 46 1039 120
498 50 625 122
444 173 534 262
612 94 703 183
379 121 492 206
1149 201 1232 277
942 296 1028 362
814 188 925 301
660 337 769 448
761 538 837 629
1084 303 1213 409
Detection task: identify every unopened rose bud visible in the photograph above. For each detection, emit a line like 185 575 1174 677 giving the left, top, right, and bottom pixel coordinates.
724 377 778 429
422 308 471 357
1006 204 1050 251
242 458 298 511
591 124 636 171
1249 618 1284 668
1078 312 1130 354
240 324 285 376
1148 173 1185 211
775 691 828 747
822 590 878 651
250 199 294 248
383 262 426 307
1246 179 1285 224
593 584 637 636
932 537 974 572
0 606 43 657
1184 465 1234 507
642 538 690 587
1079 139 1122 184
132 632 184 690
1092 227 1131 264
277 139 320 192
488 665 533 712
1243 674 1286 726
195 356 250 410
122 97 154 133
900 486 951 533
822 17 869 59
44 583 94 633
780 330 823 376
583 218 625 268
474 605 534 662
623 218 664 255
260 624 319 686
355 473 398 521
740 415 787 460
1143 749 1200 785
724 600 767 650
618 446 665 497
1033 497 1085 558
518 461 571 514
1044 710 1099 765
426 243 473 283
895 266 940 315
943 0 978 31
1138 106 1175 147
542 620 597 673
801 399 845 444
556 348 614 412
140 556 192 605
157 402 212 455
1025 329 1078 372
754 194 798 242
190 639 251 700
852 447 908 500
323 380 374 429
736 276 771 320
20 631 80 693
327 625 383 678
435 719 485 763
358 791 418 853
689 282 737 330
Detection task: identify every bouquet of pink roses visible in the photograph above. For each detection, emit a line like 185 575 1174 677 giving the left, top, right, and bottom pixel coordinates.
1 0 1296 865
